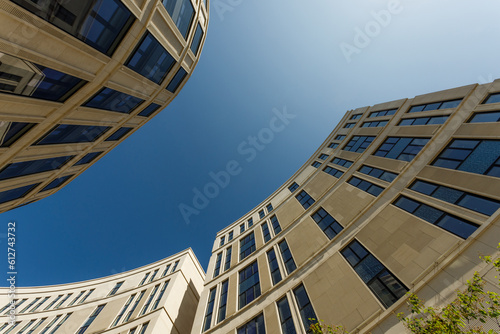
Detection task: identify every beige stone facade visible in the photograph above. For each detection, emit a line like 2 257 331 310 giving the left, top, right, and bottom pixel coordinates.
0 0 209 213
0 249 205 334
193 80 500 334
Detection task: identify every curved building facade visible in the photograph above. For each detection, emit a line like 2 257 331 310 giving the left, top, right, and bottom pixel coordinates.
0 0 209 213
0 249 205 334
192 80 500 334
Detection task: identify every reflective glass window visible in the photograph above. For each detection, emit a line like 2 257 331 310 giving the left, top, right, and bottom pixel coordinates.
84 88 144 114
35 124 110 145
41 175 73 192
162 0 195 39
0 156 74 180
138 103 161 117
74 152 103 166
105 127 133 141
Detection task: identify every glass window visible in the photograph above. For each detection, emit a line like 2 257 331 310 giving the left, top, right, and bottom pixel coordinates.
30 296 49 312
0 155 74 181
12 0 134 55
149 269 158 282
278 240 296 274
368 108 397 118
398 115 448 126
238 261 260 309
217 280 229 323
311 208 343 240
343 136 375 153
224 247 232 271
393 196 479 239
361 120 388 127
350 113 362 120
84 88 144 114
323 166 343 178
105 127 133 141
138 103 162 117
108 282 123 296
266 203 273 212
0 53 86 101
138 322 149 334
139 273 150 286
123 291 145 322
277 296 296 334
54 293 72 309
409 99 462 112
270 215 281 235
74 152 103 166
166 67 187 93
319 154 329 160
293 284 317 331
468 111 500 123
295 190 315 209
220 236 225 246
35 124 110 145
49 313 71 334
335 135 346 140
331 158 353 168
341 240 408 308
483 93 500 104
162 0 195 39
112 294 135 326
20 298 40 313
26 318 45 334
344 122 355 128
126 32 176 85
431 139 500 178
311 161 321 168
190 23 204 55
69 292 84 306
0 183 40 205
348 176 384 197
261 223 271 243
79 289 94 304
213 252 222 278
0 122 36 147
152 281 169 310
240 224 245 233
203 287 216 331
259 209 265 219
76 304 105 334
328 143 339 149
139 284 159 315
17 320 36 334
374 137 429 161
247 218 253 227
358 165 398 182
237 313 265 334
288 182 299 192
228 231 233 241
240 232 256 260
267 248 282 285
40 316 59 334
409 180 500 216
162 264 171 277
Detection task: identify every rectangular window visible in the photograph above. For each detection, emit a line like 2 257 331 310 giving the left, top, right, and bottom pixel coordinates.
162 0 195 39
359 165 398 182
217 280 229 323
171 261 179 272
328 143 339 149
331 157 353 168
343 136 375 153
31 296 49 312
126 32 175 85
139 322 149 334
267 248 282 285
240 224 245 233
44 295 62 311
247 218 253 227
11 0 134 56
35 124 110 145
266 203 273 212
468 111 500 123
26 318 46 334
311 161 321 168
74 152 103 166
393 196 479 239
409 99 462 112
0 183 39 205
228 231 234 241
5 322 21 334
409 179 500 216
431 139 500 178
361 120 388 128
259 209 265 219
84 88 144 114
261 222 271 243
293 284 317 331
54 293 72 309
40 316 59 334
240 232 256 260
77 304 105 334
151 281 169 310
0 122 36 147
341 240 408 308
295 190 315 209
323 166 343 178
277 296 296 334
41 175 73 192
79 289 94 304
220 236 225 246
368 108 397 118
318 154 329 160
20 298 40 313
398 115 448 126
108 282 123 296
124 291 145 322
350 113 362 120
278 240 297 274
238 261 261 309
139 273 150 286
162 264 171 277
270 215 282 235
68 292 84 306
0 155 74 181
213 252 222 278
344 122 355 128
224 247 232 271
483 92 500 104
112 294 135 326
190 23 204 55
139 284 159 315
288 182 299 192
348 177 384 196
105 127 133 141
203 287 217 331
237 313 265 334
374 137 429 161
49 313 71 334
166 67 188 93
149 269 158 282
335 135 346 140
138 103 161 117
17 320 36 334
311 208 343 240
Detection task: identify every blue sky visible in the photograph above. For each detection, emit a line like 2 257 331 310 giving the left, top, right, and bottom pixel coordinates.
3 0 500 286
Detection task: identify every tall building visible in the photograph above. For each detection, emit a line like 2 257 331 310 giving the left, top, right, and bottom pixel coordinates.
1 80 500 334
0 0 209 213
192 80 500 334
0 249 205 334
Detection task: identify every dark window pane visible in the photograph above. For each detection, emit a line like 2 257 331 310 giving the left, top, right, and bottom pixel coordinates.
105 127 133 141
190 23 204 55
74 152 103 166
440 99 462 109
469 111 500 123
36 124 110 145
422 102 441 111
410 180 437 195
162 0 194 39
0 122 36 147
458 195 500 216
84 88 144 114
166 66 187 93
0 183 40 204
436 215 478 239
41 175 73 192
484 93 500 104
138 103 162 117
0 156 74 180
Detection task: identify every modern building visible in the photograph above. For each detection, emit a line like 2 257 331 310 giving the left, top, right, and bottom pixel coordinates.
0 249 205 334
193 80 500 334
0 0 209 213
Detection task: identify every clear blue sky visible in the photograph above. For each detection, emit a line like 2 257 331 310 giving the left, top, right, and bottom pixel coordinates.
3 0 500 286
